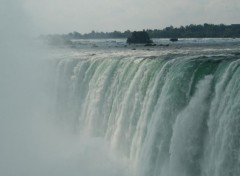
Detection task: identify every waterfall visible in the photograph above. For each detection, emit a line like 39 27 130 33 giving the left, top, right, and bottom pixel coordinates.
55 55 240 176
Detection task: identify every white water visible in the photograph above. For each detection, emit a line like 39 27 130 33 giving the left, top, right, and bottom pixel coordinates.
54 53 240 176
2 39 240 176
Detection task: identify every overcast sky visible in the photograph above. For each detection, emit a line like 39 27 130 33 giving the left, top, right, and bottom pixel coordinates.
10 0 240 34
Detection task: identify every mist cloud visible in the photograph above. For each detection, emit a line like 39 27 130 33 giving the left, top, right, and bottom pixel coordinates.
0 1 129 176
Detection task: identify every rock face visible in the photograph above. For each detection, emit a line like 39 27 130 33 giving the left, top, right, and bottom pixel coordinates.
127 31 153 44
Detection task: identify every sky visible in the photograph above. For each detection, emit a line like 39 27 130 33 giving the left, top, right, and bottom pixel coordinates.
7 0 240 34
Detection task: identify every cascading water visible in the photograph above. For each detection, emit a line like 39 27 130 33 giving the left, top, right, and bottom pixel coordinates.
55 49 240 176
1 1 240 175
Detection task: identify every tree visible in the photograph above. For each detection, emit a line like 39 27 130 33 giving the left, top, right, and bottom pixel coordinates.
127 31 153 44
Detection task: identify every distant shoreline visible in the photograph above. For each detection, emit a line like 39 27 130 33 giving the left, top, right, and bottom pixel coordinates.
42 24 240 40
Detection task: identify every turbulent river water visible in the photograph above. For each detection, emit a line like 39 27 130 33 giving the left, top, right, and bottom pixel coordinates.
53 38 240 176
1 38 240 176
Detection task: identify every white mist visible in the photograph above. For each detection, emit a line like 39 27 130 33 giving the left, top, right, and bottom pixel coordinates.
0 1 129 176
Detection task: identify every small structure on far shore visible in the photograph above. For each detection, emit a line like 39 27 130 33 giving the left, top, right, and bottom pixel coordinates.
127 31 153 44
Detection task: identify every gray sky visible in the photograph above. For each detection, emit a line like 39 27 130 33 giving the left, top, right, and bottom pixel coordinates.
21 0 240 34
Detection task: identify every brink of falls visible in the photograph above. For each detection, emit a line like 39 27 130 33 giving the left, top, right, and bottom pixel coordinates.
54 39 240 176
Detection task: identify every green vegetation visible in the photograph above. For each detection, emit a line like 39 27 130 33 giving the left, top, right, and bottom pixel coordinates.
43 24 240 40
146 24 240 38
127 31 153 44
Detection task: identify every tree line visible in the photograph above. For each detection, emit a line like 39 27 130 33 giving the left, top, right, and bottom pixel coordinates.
146 24 240 38
44 24 240 40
